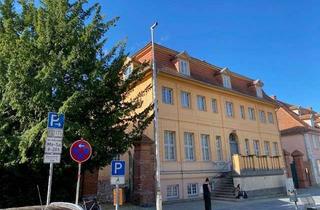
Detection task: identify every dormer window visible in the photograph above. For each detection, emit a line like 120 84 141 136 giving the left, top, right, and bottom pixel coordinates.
222 74 232 89
179 59 190 76
253 79 264 98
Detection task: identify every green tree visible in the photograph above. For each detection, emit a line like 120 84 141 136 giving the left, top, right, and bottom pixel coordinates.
0 0 152 206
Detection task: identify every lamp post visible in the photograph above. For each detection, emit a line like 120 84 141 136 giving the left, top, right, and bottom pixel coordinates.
150 22 162 210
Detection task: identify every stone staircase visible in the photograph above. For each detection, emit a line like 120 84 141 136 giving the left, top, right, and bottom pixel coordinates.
212 173 237 201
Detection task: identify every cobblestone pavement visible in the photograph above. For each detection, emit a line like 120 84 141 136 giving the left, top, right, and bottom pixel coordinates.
102 187 320 210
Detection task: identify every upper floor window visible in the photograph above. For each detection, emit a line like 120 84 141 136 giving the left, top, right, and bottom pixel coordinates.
216 136 223 161
184 132 195 161
225 101 234 117
179 59 190 76
164 131 176 161
253 140 260 156
197 95 206 111
264 141 270 156
240 105 245 119
181 91 191 108
256 86 263 98
123 66 133 80
245 139 250 155
211 98 218 113
248 107 256 121
222 74 232 89
201 134 210 161
272 142 279 156
259 110 267 123
268 112 274 124
162 87 173 104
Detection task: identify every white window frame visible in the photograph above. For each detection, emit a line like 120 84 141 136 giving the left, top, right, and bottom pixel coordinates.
225 101 234 117
166 184 179 199
211 98 218 113
179 59 190 76
184 132 195 161
187 183 198 196
256 86 263 98
164 131 176 161
222 74 232 89
201 134 210 161
248 107 256 121
197 95 206 111
240 105 245 119
123 66 133 80
162 87 173 105
253 140 260 156
268 112 274 124
181 91 191 108
259 110 267 123
216 136 223 161
264 141 270 156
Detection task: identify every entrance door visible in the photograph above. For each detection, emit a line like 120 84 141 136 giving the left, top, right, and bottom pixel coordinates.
291 161 299 188
229 133 239 156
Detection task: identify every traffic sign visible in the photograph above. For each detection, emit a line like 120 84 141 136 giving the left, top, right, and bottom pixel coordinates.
70 139 92 163
47 128 64 138
45 138 62 154
44 154 61 163
111 160 125 176
48 112 65 129
111 176 125 185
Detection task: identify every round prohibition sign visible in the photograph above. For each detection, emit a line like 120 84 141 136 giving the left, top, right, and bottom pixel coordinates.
70 139 92 163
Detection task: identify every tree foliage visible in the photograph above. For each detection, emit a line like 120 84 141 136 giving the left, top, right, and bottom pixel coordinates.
0 0 152 169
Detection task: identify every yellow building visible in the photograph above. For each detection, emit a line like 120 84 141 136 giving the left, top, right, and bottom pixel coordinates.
98 43 285 204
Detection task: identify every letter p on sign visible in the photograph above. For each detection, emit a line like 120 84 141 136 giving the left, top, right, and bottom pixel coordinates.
111 160 125 176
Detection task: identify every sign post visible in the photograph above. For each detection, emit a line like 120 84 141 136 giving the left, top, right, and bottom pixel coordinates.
70 139 92 205
111 160 125 210
45 112 65 205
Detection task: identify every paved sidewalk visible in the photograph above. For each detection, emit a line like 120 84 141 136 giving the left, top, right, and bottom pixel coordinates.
102 187 320 210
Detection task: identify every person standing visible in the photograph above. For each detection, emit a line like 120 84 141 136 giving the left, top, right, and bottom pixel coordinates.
203 178 212 210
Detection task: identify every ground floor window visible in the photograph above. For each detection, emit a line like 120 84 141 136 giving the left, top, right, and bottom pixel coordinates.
187 183 198 196
166 184 179 199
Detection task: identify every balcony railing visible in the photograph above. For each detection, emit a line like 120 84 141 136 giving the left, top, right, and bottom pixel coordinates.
232 154 283 176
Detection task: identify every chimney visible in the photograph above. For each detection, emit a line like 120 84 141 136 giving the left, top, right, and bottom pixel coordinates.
270 95 277 100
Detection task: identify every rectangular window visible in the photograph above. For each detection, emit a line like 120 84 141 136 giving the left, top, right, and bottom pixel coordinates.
216 136 223 161
317 160 320 175
248 107 256 120
211 98 218 113
179 59 190 76
197 95 206 111
267 112 274 124
187 183 198 196
253 140 260 156
201 134 210 161
167 185 179 199
123 66 133 80
313 135 319 149
256 86 263 98
245 139 250 155
240 105 245 119
264 141 270 156
162 87 173 104
222 74 232 89
164 131 176 160
181 91 191 108
225 101 234 117
184 132 195 161
272 142 279 156
259 110 267 123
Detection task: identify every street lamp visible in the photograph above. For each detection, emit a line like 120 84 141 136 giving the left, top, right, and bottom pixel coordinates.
150 22 162 210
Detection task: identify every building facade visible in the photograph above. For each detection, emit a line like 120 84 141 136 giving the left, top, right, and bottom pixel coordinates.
273 98 320 188
97 43 286 204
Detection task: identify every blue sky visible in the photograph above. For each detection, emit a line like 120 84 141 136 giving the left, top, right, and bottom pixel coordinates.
100 0 320 110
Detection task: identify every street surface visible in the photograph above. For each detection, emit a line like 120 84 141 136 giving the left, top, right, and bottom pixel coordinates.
102 187 320 210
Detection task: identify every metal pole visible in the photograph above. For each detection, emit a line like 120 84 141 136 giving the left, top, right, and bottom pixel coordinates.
151 22 162 210
75 163 81 205
115 184 119 210
46 163 53 205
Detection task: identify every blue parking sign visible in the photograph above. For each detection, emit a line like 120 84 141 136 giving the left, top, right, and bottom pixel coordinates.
111 160 125 176
48 112 65 129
